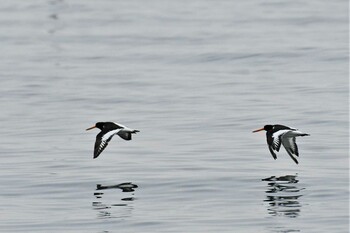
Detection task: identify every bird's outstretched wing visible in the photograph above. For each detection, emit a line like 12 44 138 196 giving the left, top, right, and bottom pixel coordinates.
266 131 276 160
290 137 299 156
93 129 121 159
273 135 282 152
267 145 277 160
266 129 289 160
282 137 299 164
272 130 290 150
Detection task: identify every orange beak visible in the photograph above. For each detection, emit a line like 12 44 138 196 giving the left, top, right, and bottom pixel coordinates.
86 125 96 131
252 127 265 133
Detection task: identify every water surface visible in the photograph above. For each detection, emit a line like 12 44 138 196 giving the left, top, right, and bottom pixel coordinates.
0 1 348 232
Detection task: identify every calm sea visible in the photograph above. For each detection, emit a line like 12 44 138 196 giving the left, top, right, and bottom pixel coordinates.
0 0 348 232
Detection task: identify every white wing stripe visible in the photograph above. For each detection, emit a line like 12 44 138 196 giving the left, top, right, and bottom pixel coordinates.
272 130 290 148
284 130 307 137
272 129 290 139
102 129 122 142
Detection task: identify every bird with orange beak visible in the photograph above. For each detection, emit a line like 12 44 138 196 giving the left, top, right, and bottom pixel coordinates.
86 122 139 159
252 124 309 164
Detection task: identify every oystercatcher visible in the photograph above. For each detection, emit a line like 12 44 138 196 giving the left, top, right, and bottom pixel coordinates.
252 124 309 164
86 122 139 159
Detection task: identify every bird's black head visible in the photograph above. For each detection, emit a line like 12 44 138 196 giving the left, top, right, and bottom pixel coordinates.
263 125 273 131
86 122 105 131
95 122 105 130
252 124 273 133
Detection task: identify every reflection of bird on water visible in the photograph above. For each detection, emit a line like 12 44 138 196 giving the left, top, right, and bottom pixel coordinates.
262 175 304 218
93 182 138 219
96 182 138 192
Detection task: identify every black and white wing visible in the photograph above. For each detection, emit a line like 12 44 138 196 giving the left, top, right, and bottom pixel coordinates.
266 131 277 160
93 129 121 159
281 136 299 164
266 129 289 160
267 145 277 160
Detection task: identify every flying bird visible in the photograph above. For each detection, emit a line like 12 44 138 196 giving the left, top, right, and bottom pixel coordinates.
86 122 139 159
252 124 309 164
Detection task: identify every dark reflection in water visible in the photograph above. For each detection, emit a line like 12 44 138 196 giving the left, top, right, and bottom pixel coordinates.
96 182 138 192
270 227 301 233
262 175 304 218
93 182 138 219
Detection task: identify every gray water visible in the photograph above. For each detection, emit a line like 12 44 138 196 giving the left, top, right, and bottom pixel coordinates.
0 1 348 232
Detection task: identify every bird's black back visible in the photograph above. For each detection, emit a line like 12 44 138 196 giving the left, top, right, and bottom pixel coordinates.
99 122 123 133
